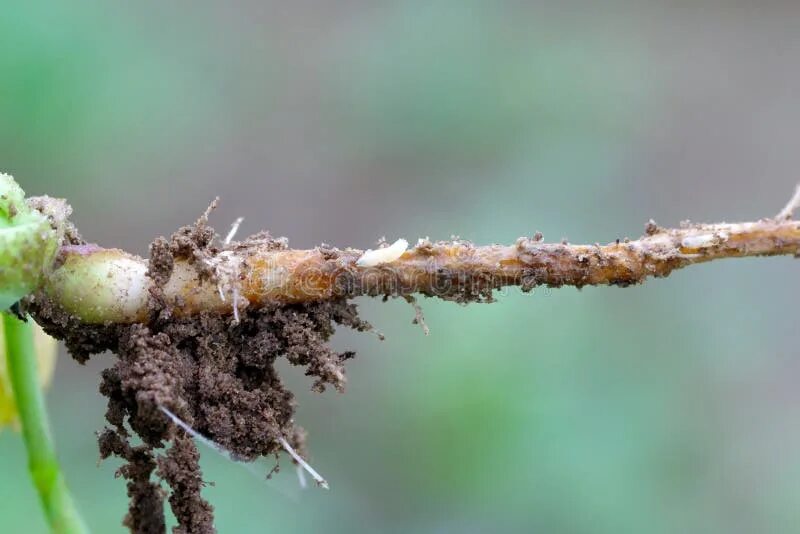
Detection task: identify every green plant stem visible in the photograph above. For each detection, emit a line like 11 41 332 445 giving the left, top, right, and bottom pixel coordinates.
2 314 88 534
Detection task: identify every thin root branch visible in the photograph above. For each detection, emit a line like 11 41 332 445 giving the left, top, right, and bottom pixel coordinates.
224 217 244 245
159 406 231 460
159 406 280 485
776 183 800 220
404 295 430 335
278 437 329 490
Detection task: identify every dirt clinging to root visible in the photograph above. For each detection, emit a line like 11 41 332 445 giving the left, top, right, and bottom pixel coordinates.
34 209 373 533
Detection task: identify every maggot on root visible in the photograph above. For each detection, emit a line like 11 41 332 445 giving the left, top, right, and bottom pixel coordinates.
24 185 800 534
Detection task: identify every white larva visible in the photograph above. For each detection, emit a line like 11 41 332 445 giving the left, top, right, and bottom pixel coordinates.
356 238 409 267
681 232 728 249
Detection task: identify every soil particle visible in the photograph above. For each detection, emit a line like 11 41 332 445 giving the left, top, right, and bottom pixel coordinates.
98 429 167 534
147 237 174 288
644 219 661 236
98 295 364 531
24 292 120 363
27 195 84 245
157 435 215 534
145 234 177 323
230 230 289 252
164 199 220 282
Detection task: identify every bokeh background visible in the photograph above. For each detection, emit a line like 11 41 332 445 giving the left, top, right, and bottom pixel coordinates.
3 1 800 532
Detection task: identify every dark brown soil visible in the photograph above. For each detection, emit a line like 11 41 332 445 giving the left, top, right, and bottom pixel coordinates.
28 209 373 533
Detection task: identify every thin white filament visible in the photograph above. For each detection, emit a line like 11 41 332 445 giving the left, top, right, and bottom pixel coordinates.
776 184 800 220
224 217 244 245
160 406 233 458
160 406 326 492
159 406 264 481
278 437 329 490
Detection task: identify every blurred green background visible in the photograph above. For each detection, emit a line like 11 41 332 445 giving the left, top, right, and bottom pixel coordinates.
3 1 800 532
